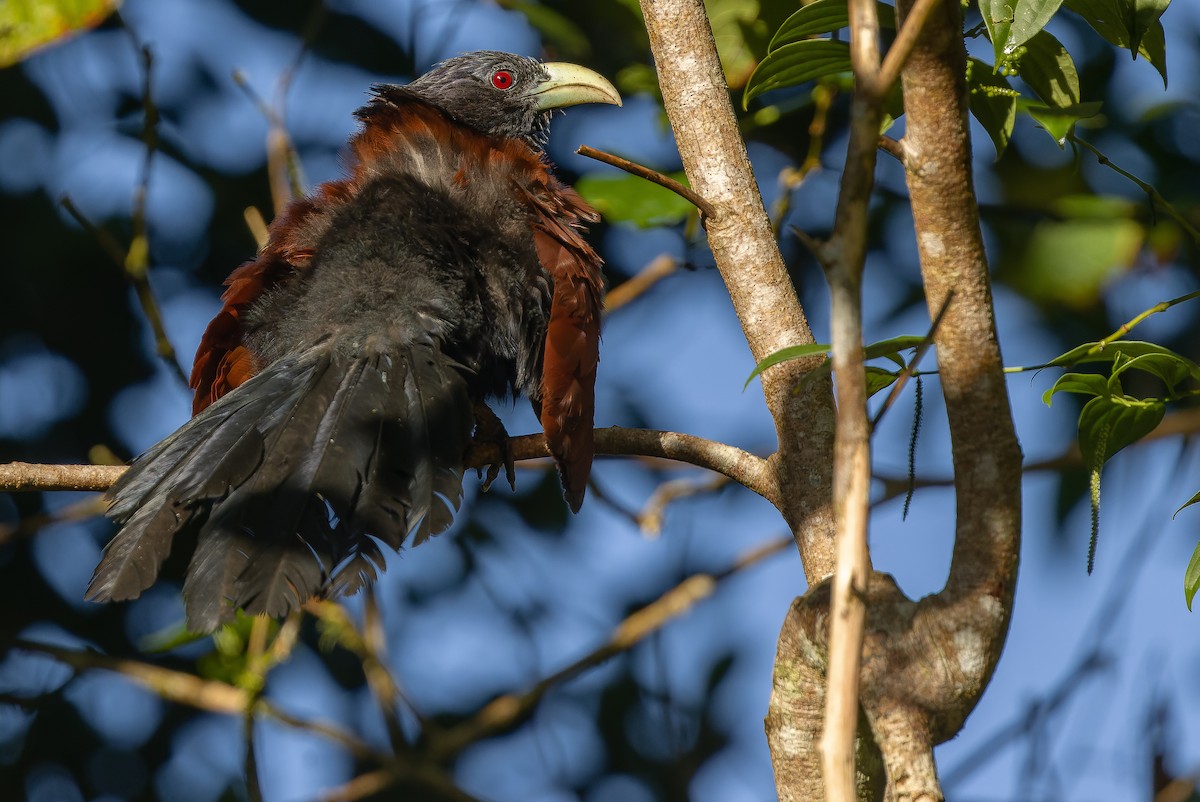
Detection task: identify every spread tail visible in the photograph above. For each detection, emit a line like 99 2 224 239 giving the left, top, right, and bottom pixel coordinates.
86 341 473 632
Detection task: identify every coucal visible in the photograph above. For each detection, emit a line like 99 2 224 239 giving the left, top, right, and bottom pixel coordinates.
86 52 619 632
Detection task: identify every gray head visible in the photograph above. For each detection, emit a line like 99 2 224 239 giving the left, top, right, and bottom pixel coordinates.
399 51 621 145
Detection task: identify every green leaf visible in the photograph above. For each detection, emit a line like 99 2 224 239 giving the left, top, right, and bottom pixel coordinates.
966 58 1019 157
865 335 925 368
979 0 1065 65
864 335 925 361
1004 217 1143 307
706 0 767 88
744 39 852 109
1130 0 1171 57
1020 99 1103 146
575 172 695 227
768 0 896 50
1043 371 1110 405
1049 340 1200 383
502 0 591 60
0 0 120 68
745 343 831 388
616 63 663 97
865 366 899 397
1016 29 1080 107
1108 351 1195 393
1173 490 1200 519
1186 538 1200 610
1077 393 1164 468
1063 0 1168 86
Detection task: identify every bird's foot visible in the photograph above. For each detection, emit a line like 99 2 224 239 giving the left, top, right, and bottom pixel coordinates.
472 403 516 492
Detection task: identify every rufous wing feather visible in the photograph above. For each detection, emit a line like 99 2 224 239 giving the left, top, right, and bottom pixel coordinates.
526 182 604 512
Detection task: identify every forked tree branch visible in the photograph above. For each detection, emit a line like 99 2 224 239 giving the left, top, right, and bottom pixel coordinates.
638 0 838 582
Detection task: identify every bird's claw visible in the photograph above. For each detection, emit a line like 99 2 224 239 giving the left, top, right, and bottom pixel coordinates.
473 404 516 492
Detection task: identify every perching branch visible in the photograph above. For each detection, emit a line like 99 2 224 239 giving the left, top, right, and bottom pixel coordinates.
0 426 771 500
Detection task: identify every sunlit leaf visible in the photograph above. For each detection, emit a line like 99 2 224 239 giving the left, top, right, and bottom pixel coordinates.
1016 29 1080 107
745 343 830 388
1130 0 1170 56
1063 0 1168 86
1048 340 1200 383
966 58 1019 157
1108 351 1195 393
1174 490 1200 519
0 0 119 68
1185 538 1200 610
865 335 925 360
1077 393 1164 468
768 0 896 50
575 172 695 228
865 335 924 368
979 0 1065 65
744 39 852 109
1021 100 1103 146
746 334 930 389
1042 371 1110 405
865 366 899 397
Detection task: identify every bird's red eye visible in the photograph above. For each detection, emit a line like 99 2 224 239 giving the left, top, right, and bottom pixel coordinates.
491 70 514 90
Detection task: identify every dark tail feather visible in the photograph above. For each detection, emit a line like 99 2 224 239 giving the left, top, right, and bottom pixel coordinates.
87 342 473 632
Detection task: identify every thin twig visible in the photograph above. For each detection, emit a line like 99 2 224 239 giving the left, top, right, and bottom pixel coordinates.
870 290 953 429
576 145 717 220
232 70 306 210
242 616 269 802
317 769 397 802
996 289 1200 376
1094 289 1200 350
59 195 189 385
583 477 644 528
0 494 106 544
877 0 943 95
1070 134 1200 246
244 709 262 802
874 406 1200 506
878 135 905 163
772 82 837 236
821 0 883 797
428 534 794 760
243 206 270 250
604 254 678 313
639 474 732 537
120 30 190 386
362 591 408 751
316 763 486 802
255 700 384 763
11 639 249 713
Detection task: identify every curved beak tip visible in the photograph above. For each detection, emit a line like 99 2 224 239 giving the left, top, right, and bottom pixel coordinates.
533 62 623 111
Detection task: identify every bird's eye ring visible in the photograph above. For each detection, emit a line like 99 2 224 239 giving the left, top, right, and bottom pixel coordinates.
491 70 515 90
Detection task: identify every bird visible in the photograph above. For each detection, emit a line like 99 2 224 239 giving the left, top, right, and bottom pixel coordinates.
86 51 620 632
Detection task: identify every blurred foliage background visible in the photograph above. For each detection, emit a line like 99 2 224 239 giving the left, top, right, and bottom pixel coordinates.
2 1 1200 800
